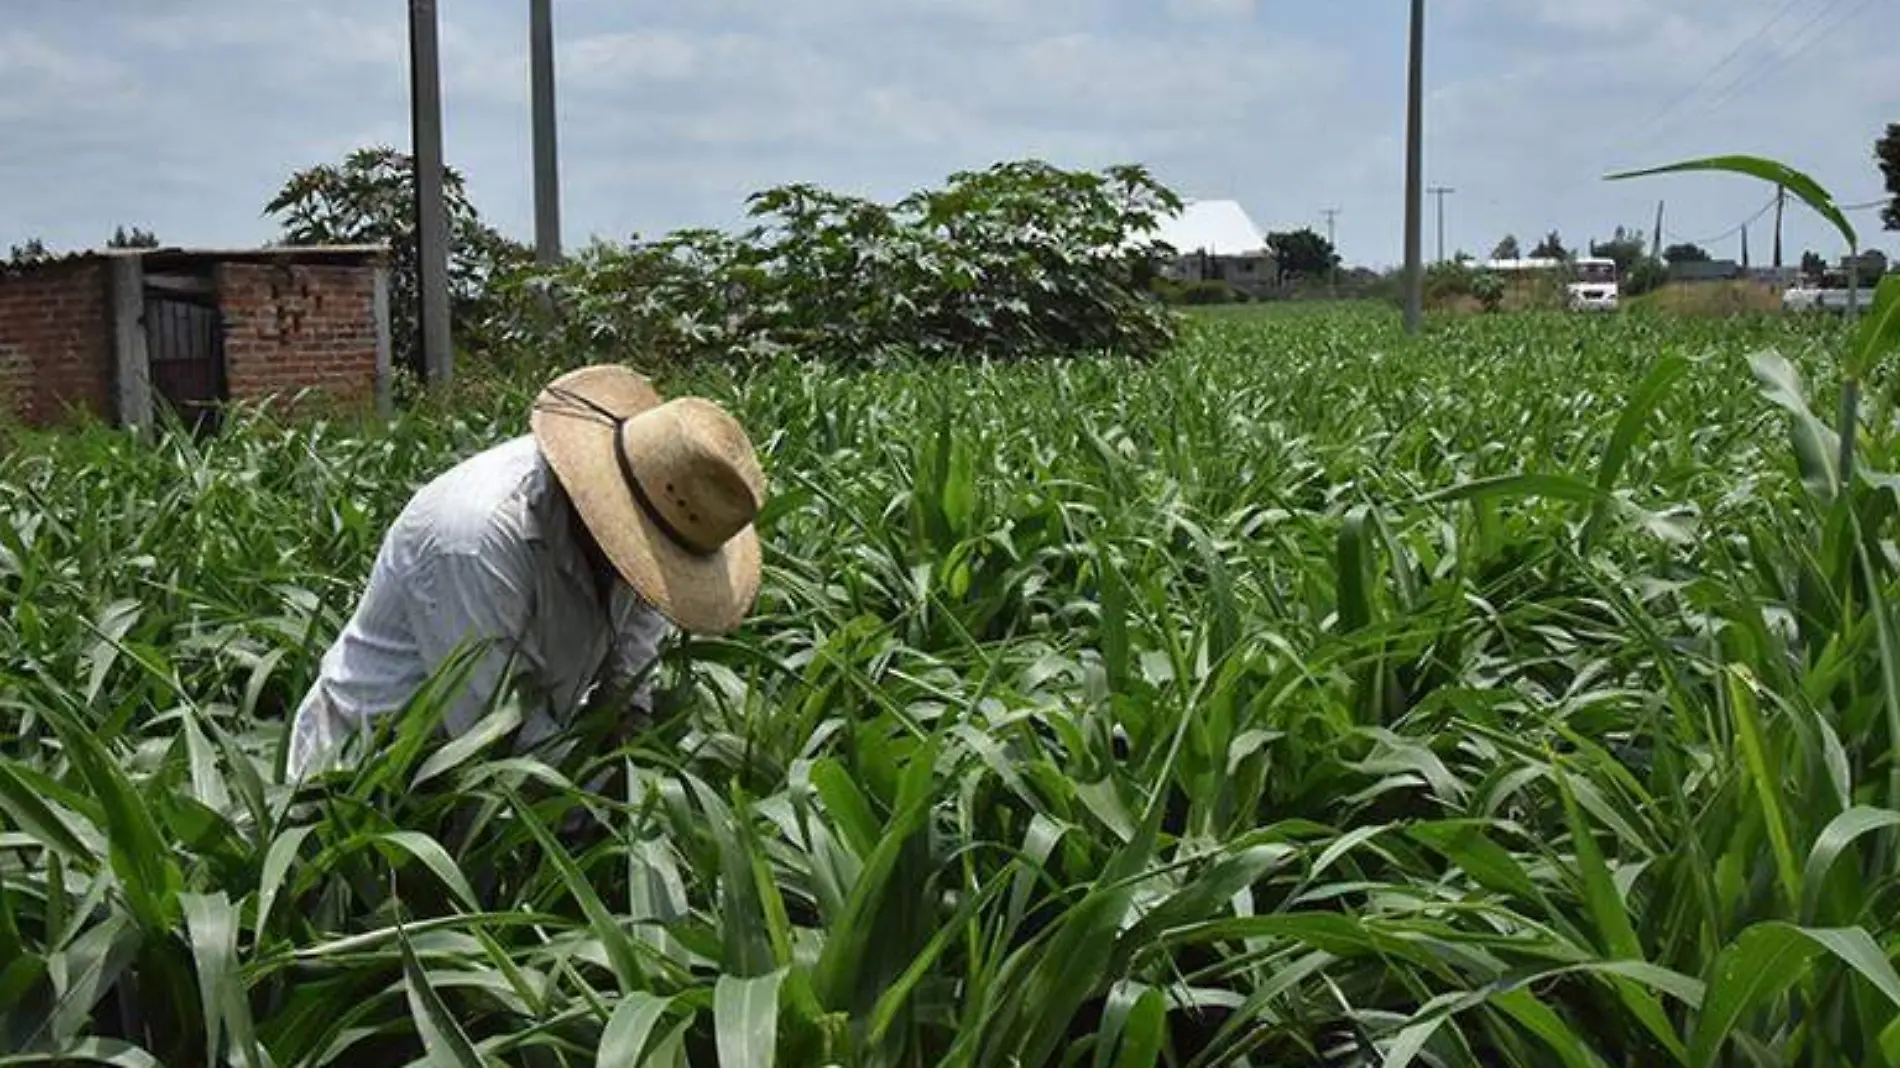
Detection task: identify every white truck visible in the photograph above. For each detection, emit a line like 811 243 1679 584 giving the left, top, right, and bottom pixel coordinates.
1566 256 1620 312
1783 269 1880 312
1478 256 1621 311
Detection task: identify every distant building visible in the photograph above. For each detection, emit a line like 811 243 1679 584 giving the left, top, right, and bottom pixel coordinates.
1840 250 1889 277
1 245 391 432
1668 259 1742 284
1142 199 1278 296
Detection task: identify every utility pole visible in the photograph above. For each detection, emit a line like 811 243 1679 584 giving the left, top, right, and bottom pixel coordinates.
530 0 562 266
409 0 452 387
1427 185 1455 263
1651 200 1664 260
1741 222 1750 269
1322 207 1341 297
1772 184 1785 269
1402 0 1426 334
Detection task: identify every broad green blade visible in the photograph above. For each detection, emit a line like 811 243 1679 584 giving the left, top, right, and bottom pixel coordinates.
1605 154 1855 250
714 969 786 1068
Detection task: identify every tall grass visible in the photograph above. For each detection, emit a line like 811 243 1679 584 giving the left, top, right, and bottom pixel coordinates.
3 304 1898 1066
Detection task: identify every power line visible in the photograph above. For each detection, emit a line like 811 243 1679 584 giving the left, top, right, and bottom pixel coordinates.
1692 0 1871 120
1613 0 1805 157
1666 192 1779 248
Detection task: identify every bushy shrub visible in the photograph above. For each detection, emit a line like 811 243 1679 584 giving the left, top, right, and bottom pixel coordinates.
1471 271 1505 313
488 160 1185 367
1421 260 1479 308
266 147 532 371
1624 256 1669 297
1155 279 1250 305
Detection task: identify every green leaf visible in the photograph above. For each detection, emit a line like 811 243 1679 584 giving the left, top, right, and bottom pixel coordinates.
376 831 481 913
0 1038 162 1067
1749 350 1839 502
501 784 645 993
1802 806 1900 923
1110 985 1167 1068
1724 666 1800 912
0 760 97 864
1605 154 1855 251
1583 352 1689 552
597 992 674 1068
1407 819 1542 902
412 695 523 788
1552 760 1641 960
1688 922 1900 1068
396 915 490 1068
1490 988 1611 1068
181 892 263 1068
255 825 315 942
714 969 785 1068
1850 274 1900 379
40 704 181 930
808 758 880 860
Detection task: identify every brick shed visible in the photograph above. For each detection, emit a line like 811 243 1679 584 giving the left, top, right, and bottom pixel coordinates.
0 245 391 432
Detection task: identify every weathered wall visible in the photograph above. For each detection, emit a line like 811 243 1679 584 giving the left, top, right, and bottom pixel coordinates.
218 262 380 412
0 261 113 426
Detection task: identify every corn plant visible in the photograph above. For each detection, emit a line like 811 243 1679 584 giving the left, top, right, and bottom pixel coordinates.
3 305 1900 1066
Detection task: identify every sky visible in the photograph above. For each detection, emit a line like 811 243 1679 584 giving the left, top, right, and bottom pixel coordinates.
2 0 1896 269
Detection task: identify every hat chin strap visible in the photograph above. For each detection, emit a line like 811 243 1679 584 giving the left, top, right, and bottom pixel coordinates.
614 427 716 556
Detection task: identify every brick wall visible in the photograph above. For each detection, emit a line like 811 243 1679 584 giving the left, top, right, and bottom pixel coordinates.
0 261 113 426
218 262 379 414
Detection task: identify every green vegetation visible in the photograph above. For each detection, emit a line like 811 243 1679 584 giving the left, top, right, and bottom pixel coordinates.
11 298 1900 1064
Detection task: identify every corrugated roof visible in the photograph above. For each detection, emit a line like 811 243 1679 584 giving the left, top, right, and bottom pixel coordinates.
2 243 390 278
1146 199 1267 256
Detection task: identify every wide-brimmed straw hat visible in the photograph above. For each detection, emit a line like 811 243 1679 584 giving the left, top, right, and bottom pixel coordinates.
529 365 765 635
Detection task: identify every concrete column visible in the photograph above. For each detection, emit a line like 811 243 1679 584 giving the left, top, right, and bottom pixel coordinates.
108 254 152 436
372 263 394 419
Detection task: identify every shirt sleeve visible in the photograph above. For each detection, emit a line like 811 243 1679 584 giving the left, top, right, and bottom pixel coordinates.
604 582 671 711
403 546 544 739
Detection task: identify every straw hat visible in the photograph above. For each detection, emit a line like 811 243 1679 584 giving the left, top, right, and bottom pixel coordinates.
529 365 765 635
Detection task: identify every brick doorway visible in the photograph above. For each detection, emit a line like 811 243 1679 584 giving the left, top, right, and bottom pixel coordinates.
143 284 228 435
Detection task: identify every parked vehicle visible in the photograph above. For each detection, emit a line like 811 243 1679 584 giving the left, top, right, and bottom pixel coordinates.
1479 256 1621 311
1783 268 1879 312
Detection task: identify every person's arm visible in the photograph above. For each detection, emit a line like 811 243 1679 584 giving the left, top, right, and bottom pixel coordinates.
600 583 672 732
404 547 545 739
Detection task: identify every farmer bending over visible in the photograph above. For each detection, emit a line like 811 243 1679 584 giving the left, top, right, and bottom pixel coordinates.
284 364 767 781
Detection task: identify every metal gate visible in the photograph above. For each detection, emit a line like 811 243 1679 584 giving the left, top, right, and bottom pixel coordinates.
144 295 227 433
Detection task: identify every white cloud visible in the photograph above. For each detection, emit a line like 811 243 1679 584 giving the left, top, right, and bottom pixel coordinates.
1166 0 1258 20
0 0 1891 264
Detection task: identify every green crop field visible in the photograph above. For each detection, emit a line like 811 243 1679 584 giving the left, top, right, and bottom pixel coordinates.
5 302 1900 1066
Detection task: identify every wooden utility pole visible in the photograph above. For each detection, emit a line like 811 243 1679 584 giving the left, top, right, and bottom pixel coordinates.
530 0 562 266
1402 0 1426 334
1651 200 1664 259
1428 185 1455 263
1322 207 1340 297
409 0 452 386
1772 184 1785 269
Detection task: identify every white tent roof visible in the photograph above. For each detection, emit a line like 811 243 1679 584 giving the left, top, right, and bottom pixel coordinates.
1146 199 1267 256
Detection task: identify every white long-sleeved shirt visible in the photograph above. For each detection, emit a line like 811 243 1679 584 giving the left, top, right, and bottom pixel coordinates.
285 435 671 781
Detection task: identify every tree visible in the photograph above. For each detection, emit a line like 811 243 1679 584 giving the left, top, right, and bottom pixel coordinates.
1491 234 1521 260
1877 122 1900 232
6 237 50 266
107 226 158 249
1530 230 1567 260
1264 228 1338 283
1589 226 1647 275
1801 249 1827 278
1664 242 1711 265
265 146 530 373
1624 257 1669 296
